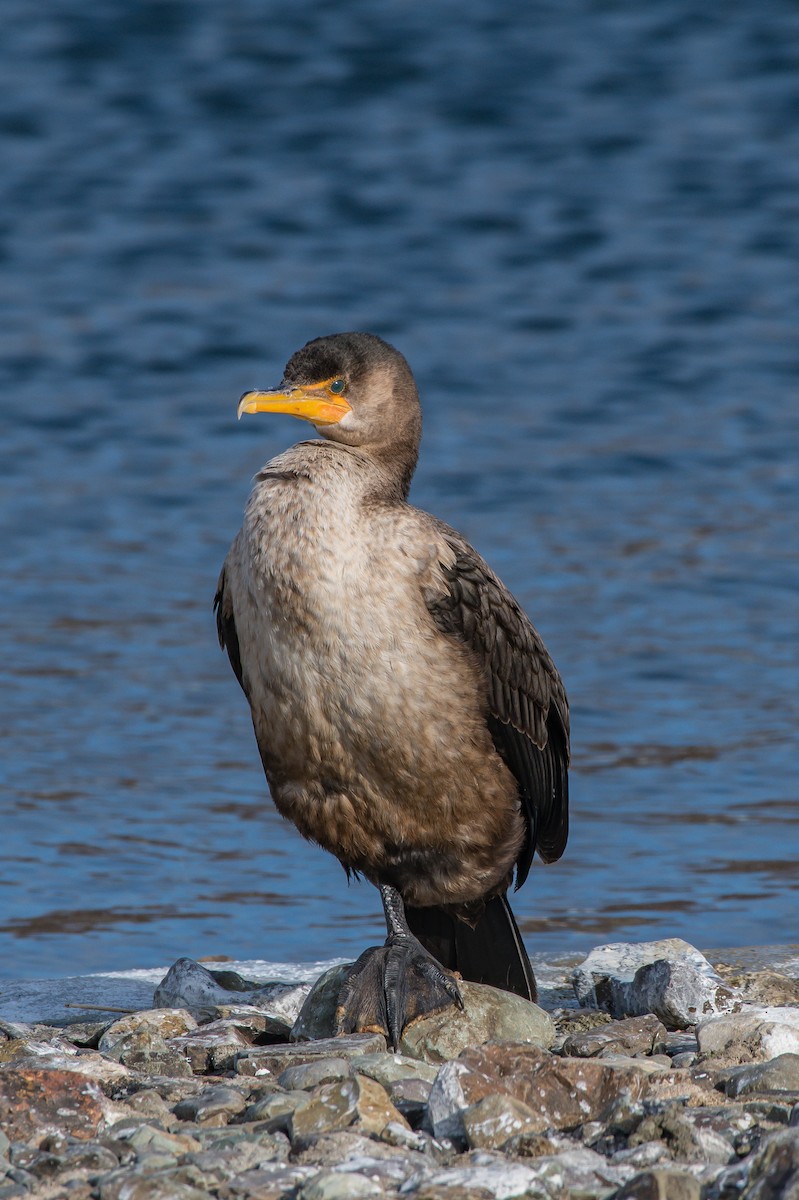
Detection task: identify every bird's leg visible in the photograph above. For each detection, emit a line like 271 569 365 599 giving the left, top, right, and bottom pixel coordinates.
335 884 463 1049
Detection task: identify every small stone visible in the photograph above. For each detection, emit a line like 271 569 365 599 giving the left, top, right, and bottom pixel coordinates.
289 1074 408 1147
202 1004 293 1041
350 1051 438 1086
400 981 555 1063
614 1167 701 1200
241 1089 311 1132
562 1014 668 1058
235 1033 386 1077
126 1123 202 1156
299 1171 382 1199
462 1092 543 1150
98 1009 198 1056
387 1077 432 1126
172 1083 247 1125
168 1019 251 1073
212 1163 318 1198
716 1053 799 1098
277 1057 353 1091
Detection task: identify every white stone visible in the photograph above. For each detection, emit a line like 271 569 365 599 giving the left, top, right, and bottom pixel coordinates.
697 1006 799 1060
572 940 742 1028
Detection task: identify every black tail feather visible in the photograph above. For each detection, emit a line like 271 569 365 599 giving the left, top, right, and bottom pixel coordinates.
405 894 537 1002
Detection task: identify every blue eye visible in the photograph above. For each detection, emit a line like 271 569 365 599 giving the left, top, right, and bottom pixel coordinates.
329 379 346 394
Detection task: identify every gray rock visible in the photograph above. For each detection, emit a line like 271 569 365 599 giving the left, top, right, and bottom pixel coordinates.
735 1126 799 1200
172 1084 247 1125
154 958 311 1026
278 1057 354 1091
573 941 742 1030
291 965 352 1042
562 1013 668 1058
234 1033 387 1077
167 1019 252 1073
349 1051 438 1086
698 1008 799 1063
716 1053 799 1098
386 1077 431 1127
462 1093 543 1150
614 1167 702 1200
426 1060 477 1143
240 1089 311 1132
299 1170 382 1199
399 981 555 1063
288 1075 408 1148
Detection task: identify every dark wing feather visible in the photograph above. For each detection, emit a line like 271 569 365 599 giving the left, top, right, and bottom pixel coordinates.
424 533 570 887
214 565 244 688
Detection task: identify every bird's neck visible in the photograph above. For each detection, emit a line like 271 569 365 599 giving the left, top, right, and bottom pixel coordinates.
300 438 418 504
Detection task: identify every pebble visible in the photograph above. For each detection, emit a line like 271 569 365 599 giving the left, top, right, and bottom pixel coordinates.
0 941 795 1199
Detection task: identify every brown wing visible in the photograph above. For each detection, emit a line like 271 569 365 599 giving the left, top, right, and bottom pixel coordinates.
424 533 570 888
214 564 244 689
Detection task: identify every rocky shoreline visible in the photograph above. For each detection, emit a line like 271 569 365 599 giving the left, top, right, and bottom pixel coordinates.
1 939 798 1199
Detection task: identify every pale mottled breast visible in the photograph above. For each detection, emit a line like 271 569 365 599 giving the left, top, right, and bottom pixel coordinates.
224 444 486 781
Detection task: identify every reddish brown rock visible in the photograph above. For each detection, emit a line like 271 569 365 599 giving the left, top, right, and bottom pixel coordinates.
458 1042 651 1131
0 1066 109 1141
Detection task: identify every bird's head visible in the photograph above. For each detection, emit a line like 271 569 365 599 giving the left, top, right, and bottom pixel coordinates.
238 333 422 472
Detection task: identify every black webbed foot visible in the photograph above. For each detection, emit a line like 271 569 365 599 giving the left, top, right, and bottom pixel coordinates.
335 931 463 1048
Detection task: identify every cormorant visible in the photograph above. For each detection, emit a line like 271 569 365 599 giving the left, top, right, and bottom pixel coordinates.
215 332 569 1046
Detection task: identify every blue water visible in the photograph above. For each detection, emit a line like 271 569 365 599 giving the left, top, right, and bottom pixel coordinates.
1 1 797 982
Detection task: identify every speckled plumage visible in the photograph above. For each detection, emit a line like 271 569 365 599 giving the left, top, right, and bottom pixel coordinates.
215 332 569 1003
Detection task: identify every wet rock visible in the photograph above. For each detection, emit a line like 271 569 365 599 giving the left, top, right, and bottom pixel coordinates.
697 1007 799 1063
288 1074 409 1147
0 1066 112 1142
716 1053 799 1098
399 982 555 1063
562 1014 669 1058
234 1032 387 1077
461 1093 543 1150
278 1056 354 1091
614 1167 702 1200
172 1083 248 1125
573 940 741 1029
291 964 352 1041
154 957 311 1027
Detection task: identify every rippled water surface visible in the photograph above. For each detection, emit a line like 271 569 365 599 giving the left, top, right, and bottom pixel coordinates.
1 1 797 981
